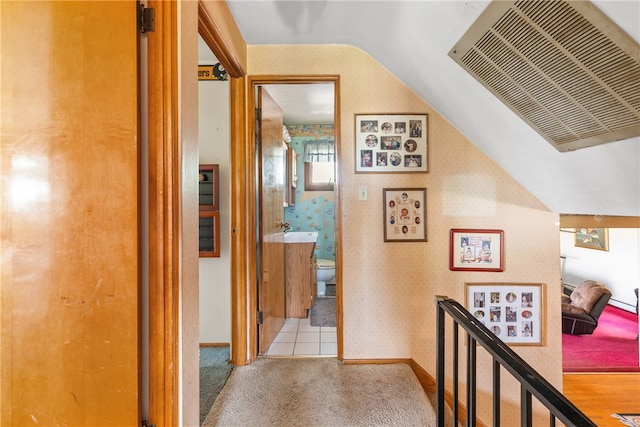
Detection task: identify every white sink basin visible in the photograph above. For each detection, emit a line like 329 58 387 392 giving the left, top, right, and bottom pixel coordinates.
284 231 318 243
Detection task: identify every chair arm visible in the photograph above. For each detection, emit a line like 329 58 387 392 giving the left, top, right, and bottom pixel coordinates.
561 311 596 324
562 311 598 334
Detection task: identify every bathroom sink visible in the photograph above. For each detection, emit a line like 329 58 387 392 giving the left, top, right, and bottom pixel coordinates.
283 231 318 243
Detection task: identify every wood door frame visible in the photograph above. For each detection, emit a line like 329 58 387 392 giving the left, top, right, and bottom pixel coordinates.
197 1 252 367
147 1 179 424
246 76 343 362
148 3 343 422
146 1 248 424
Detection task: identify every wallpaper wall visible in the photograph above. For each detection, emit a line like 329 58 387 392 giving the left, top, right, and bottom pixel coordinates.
248 45 562 426
284 124 335 262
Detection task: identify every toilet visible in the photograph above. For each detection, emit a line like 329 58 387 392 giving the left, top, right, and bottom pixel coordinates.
316 258 335 296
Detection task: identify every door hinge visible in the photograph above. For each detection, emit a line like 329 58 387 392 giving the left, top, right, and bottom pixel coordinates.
257 311 263 324
142 420 156 427
138 4 155 33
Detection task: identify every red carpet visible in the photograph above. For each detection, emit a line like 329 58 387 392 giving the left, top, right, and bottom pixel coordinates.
563 305 640 372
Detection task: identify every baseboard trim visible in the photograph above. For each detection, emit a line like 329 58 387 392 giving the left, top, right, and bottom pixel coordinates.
406 359 436 393
342 358 412 365
199 342 230 347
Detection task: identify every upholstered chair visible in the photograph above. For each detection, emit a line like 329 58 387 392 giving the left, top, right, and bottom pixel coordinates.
561 280 612 335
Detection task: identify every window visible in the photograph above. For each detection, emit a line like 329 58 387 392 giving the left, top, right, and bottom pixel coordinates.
304 161 334 191
304 141 334 191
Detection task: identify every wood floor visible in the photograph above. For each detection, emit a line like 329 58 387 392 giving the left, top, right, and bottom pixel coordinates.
563 373 640 426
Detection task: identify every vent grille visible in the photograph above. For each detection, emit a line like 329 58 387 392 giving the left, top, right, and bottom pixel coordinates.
449 0 640 152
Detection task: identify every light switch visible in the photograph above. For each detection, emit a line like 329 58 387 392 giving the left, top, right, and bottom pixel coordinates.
358 186 368 201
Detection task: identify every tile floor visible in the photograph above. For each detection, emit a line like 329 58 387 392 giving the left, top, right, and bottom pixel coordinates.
265 317 337 357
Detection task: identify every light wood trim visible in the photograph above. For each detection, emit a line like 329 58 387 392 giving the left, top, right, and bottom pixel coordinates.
406 359 436 394
560 214 640 228
343 358 416 365
248 75 342 85
332 78 343 360
148 1 179 425
198 0 247 77
229 77 255 365
199 343 231 347
145 1 250 422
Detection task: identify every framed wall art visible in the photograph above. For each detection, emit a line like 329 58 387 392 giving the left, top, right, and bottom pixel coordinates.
465 282 546 346
355 113 428 173
450 229 504 271
574 227 608 251
383 188 427 242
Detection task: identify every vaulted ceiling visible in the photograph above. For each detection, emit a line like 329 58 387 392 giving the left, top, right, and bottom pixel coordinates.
218 0 639 217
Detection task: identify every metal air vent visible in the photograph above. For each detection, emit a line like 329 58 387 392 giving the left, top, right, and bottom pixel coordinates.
449 0 640 152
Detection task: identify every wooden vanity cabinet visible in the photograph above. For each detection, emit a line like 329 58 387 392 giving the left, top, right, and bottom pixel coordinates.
285 242 316 318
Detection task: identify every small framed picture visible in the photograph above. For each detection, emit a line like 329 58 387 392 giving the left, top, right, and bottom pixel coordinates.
355 113 428 173
574 228 608 251
465 282 546 345
450 229 504 271
383 188 427 242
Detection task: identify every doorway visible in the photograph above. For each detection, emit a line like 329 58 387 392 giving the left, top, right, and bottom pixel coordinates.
196 34 234 425
250 77 343 360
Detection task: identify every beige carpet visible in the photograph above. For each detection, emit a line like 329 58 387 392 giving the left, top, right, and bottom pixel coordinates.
202 358 441 426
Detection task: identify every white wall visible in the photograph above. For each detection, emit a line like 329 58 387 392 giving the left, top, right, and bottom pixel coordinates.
198 76 231 343
561 228 640 311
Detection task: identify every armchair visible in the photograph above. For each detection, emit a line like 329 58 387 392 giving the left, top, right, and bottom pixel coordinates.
561 280 611 335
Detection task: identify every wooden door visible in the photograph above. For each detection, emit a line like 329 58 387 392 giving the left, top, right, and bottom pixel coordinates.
258 88 286 354
1 2 139 425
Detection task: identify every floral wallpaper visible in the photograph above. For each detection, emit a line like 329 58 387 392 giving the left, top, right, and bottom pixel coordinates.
284 124 335 261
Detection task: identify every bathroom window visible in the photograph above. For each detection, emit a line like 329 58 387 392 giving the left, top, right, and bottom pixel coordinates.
304 162 334 191
304 141 334 191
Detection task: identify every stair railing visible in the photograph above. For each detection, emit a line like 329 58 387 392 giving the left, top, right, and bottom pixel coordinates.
435 296 596 427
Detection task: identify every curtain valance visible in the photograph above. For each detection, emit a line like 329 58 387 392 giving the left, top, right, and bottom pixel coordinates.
304 140 334 163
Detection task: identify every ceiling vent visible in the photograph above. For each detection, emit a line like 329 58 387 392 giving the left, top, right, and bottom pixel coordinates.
449 0 640 152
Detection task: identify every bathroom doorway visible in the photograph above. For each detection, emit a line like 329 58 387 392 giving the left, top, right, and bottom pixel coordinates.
251 77 342 359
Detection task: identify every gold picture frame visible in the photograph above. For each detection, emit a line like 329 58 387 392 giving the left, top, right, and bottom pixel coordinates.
574 228 609 251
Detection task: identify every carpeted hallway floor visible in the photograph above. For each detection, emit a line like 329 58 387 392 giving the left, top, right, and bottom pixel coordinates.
200 346 234 425
202 358 446 426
